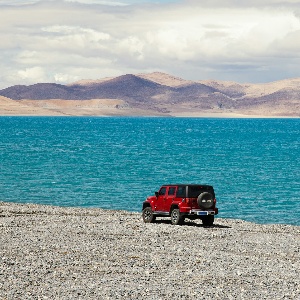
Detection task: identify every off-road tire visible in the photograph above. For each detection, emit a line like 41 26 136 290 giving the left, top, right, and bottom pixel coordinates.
202 215 214 226
197 192 214 209
170 208 184 225
142 207 156 223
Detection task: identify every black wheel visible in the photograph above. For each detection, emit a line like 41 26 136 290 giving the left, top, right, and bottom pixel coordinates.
170 209 184 225
202 215 214 226
197 192 214 209
142 207 156 223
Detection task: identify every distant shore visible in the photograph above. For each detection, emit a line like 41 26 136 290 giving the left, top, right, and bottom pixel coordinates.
0 111 298 118
0 95 299 118
1 201 299 299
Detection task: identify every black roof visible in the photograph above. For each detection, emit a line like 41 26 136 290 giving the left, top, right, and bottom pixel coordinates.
162 184 213 188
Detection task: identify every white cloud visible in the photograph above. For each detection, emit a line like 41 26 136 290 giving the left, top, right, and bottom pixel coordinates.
42 25 110 38
54 73 79 83
143 6 300 65
1 0 300 89
117 36 145 60
5 66 48 85
40 25 110 50
17 66 46 81
65 0 128 5
0 0 37 5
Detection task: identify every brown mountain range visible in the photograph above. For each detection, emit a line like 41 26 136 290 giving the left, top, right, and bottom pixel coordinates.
0 72 299 117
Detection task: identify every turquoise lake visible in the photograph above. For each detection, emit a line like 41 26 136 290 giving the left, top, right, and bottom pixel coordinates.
0 117 299 225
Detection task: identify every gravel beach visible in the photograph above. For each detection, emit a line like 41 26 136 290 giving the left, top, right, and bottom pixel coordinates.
0 201 299 300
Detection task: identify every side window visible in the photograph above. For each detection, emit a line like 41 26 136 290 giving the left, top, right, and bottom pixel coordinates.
158 187 166 195
168 187 176 195
176 186 186 197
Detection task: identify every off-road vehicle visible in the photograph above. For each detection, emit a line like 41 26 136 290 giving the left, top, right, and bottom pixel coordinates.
142 184 218 226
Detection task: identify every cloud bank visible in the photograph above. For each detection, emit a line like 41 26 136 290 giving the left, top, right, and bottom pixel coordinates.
1 0 300 88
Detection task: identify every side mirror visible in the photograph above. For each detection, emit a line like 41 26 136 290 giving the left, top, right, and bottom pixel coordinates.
155 191 159 197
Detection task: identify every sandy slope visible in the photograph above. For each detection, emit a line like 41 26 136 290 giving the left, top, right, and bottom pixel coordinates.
0 96 64 116
138 72 193 87
0 97 161 117
200 77 300 98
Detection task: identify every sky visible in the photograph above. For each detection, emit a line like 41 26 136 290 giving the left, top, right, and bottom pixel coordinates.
1 0 300 89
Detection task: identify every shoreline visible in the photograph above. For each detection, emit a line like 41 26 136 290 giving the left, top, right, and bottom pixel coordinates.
1 200 299 227
1 201 299 299
0 113 299 118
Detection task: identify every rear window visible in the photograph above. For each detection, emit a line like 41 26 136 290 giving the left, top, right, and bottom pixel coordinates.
176 186 186 197
187 186 214 198
168 187 176 195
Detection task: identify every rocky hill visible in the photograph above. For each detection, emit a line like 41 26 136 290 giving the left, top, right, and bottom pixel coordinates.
0 72 299 117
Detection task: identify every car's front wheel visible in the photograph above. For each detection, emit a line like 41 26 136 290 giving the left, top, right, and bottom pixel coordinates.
142 207 156 223
170 208 184 225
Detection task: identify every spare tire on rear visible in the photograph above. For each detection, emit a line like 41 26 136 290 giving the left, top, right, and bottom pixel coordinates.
197 192 214 209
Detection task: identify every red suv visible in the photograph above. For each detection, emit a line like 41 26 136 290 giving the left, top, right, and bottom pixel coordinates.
142 184 218 226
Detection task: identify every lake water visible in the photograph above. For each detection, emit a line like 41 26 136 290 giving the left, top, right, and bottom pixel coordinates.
0 117 299 225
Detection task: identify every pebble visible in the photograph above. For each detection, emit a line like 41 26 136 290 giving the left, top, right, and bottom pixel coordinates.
0 201 299 299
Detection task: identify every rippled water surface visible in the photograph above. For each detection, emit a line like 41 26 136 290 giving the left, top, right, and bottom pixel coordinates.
0 117 299 225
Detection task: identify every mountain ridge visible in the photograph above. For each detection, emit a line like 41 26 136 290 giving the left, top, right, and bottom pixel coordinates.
0 72 299 117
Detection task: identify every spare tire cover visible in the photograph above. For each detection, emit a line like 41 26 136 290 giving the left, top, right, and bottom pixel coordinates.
197 192 214 209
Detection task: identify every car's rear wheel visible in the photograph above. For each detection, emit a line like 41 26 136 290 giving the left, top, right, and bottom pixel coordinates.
142 207 156 223
170 208 184 225
202 215 214 226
